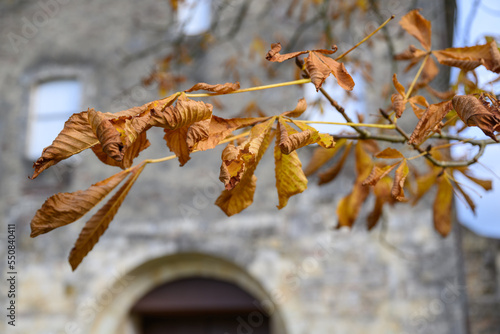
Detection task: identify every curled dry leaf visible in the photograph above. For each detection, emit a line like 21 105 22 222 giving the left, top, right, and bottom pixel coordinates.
305 51 355 91
274 135 308 209
433 41 500 73
30 169 131 237
433 175 453 237
185 82 241 94
69 163 146 270
265 43 309 62
408 100 453 145
150 96 213 130
362 162 400 187
399 9 432 51
31 94 179 179
452 95 500 141
278 118 316 154
196 115 269 151
391 159 409 201
391 94 405 118
32 111 97 179
91 131 150 169
293 121 335 149
88 109 124 161
215 123 275 216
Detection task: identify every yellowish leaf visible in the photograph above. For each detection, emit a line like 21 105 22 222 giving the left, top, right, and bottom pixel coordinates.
274 136 308 209
433 176 453 237
303 139 346 176
375 147 404 159
317 143 352 185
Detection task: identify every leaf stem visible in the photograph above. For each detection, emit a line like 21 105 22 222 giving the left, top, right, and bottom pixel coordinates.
296 120 396 129
404 53 429 100
335 15 395 61
184 78 312 97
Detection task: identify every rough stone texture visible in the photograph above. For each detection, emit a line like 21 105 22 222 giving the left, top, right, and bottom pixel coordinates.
0 0 494 334
461 227 500 334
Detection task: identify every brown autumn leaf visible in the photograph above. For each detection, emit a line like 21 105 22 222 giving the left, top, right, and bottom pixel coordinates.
186 118 211 150
215 122 275 216
362 162 400 186
408 95 429 119
392 73 406 96
88 109 125 161
336 142 372 228
305 51 355 91
399 9 432 51
318 142 352 185
196 115 269 151
452 95 500 141
32 111 98 179
68 163 145 270
391 94 405 118
391 159 409 201
293 121 335 149
30 169 131 238
408 101 453 145
150 94 213 130
433 41 500 73
277 118 316 154
164 126 191 166
280 98 308 118
274 135 308 209
303 139 346 176
185 82 241 94
265 42 309 62
91 131 151 169
433 175 453 237
394 45 428 72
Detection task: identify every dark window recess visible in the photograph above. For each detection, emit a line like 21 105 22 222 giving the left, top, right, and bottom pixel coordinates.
131 277 270 334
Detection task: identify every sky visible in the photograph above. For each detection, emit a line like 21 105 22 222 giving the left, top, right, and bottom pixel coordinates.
452 0 500 237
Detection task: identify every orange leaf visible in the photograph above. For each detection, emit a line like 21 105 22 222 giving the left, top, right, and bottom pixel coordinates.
185 82 241 94
391 159 409 201
375 147 404 159
164 126 190 166
68 163 145 270
408 95 429 119
392 73 406 96
433 176 453 237
399 9 432 51
408 101 453 145
336 179 370 228
367 176 393 230
452 95 500 141
433 41 500 73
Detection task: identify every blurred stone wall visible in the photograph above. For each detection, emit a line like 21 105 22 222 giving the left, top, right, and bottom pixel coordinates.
0 0 485 333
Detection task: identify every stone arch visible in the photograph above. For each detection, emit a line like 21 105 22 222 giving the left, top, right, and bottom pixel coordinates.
91 252 288 334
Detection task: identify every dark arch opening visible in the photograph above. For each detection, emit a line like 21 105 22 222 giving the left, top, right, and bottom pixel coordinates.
131 276 270 334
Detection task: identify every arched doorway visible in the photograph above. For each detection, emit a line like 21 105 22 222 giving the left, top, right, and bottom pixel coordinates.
131 277 270 333
90 252 287 334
